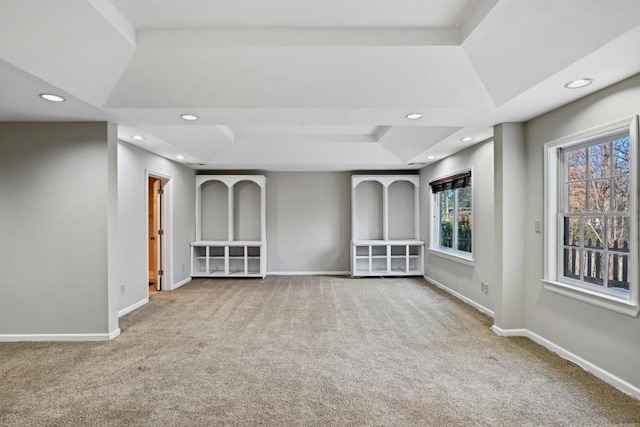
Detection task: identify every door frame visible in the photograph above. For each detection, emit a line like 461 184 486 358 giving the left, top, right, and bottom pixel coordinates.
145 170 173 295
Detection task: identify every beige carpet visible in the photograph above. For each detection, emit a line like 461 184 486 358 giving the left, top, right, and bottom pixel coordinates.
1 276 639 426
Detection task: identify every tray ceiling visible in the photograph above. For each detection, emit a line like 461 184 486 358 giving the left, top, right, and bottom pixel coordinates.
1 0 640 170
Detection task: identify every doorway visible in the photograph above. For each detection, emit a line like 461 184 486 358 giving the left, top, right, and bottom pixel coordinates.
148 176 164 292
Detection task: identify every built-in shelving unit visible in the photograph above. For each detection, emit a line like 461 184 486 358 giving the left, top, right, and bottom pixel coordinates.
191 175 266 278
351 175 424 277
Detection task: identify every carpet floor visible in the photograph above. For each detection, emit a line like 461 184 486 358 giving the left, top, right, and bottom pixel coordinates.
1 276 639 426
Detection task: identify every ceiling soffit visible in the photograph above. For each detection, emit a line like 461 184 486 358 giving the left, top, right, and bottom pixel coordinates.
109 0 478 30
462 0 640 106
2 0 640 170
105 44 493 110
0 0 136 107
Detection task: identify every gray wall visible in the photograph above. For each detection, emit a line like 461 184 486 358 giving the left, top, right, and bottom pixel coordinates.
117 142 195 313
388 180 416 240
266 172 351 273
420 139 495 312
201 180 229 240
353 180 384 240
524 73 640 389
493 123 526 329
0 122 118 336
233 181 262 241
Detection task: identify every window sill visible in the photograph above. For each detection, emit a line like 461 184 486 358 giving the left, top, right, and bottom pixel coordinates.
428 248 474 267
542 279 639 317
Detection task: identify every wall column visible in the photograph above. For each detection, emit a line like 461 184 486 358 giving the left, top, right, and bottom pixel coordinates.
0 122 119 340
493 122 526 330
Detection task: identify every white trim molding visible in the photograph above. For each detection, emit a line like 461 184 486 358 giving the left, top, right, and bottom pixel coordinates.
0 329 121 342
268 271 350 276
428 248 474 266
490 325 528 337
424 275 494 317
543 280 639 317
428 166 474 263
491 326 640 400
146 169 173 293
119 298 149 317
172 277 192 290
543 116 639 316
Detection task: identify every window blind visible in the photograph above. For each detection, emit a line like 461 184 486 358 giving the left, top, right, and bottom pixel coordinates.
429 170 471 193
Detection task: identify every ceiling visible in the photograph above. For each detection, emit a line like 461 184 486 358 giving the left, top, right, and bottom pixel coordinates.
1 0 640 171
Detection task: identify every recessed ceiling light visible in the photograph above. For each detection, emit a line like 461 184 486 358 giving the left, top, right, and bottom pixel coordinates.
460 136 474 142
180 114 198 121
176 155 185 160
131 135 145 141
427 155 435 160
39 93 65 102
405 113 423 120
565 78 594 89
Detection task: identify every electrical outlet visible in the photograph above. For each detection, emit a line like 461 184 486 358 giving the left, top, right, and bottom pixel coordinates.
481 281 489 294
182 263 185 272
534 220 542 234
120 284 125 295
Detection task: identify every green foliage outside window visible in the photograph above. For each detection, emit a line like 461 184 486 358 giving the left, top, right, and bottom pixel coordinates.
437 185 472 254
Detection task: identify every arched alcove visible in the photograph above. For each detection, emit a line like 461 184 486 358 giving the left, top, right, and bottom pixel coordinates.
233 180 261 241
354 180 384 240
351 175 423 277
200 180 228 241
192 175 266 278
388 180 416 240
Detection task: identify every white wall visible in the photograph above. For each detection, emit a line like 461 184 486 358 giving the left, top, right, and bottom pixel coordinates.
420 139 495 313
0 122 118 338
524 73 640 390
117 142 195 313
266 172 351 273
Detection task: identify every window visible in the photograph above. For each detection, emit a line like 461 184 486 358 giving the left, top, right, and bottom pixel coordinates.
544 117 639 316
429 170 473 263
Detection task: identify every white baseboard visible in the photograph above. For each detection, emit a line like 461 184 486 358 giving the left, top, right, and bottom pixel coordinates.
267 271 350 276
491 326 640 400
490 325 529 337
171 277 192 290
118 298 148 317
0 330 121 342
424 275 494 318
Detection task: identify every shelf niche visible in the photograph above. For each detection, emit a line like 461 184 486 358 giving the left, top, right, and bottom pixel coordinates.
233 180 261 241
353 180 384 241
192 175 266 278
351 175 423 277
200 179 228 241
388 180 416 240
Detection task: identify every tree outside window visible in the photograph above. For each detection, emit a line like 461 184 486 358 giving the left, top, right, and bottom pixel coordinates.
544 117 638 315
457 187 472 253
431 171 472 258
562 135 630 293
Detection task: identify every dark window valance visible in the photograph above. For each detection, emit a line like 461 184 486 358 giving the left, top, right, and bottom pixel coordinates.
429 170 471 193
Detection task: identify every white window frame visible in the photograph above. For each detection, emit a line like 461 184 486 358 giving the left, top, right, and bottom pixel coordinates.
429 168 474 266
543 116 639 317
